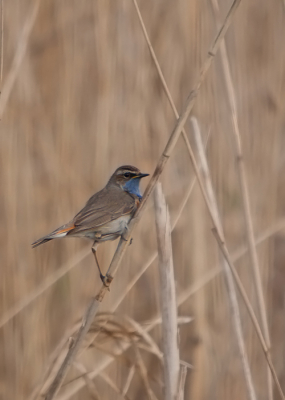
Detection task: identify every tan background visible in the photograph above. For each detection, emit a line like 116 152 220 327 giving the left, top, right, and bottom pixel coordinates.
1 0 285 399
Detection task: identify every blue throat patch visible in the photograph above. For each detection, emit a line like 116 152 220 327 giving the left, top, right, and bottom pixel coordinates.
123 178 142 199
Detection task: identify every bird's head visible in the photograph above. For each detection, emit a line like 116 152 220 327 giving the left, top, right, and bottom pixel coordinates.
108 165 149 198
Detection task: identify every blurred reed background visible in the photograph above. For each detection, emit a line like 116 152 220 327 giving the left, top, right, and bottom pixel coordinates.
1 0 285 399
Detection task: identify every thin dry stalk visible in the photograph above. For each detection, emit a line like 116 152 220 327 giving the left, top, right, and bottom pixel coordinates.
192 117 256 400
29 322 81 400
176 365 187 400
0 0 40 119
122 366 135 397
191 117 284 399
99 371 129 400
212 229 284 399
133 345 158 400
154 183 179 400
210 0 272 397
44 2 242 397
132 0 196 162
125 317 163 360
73 362 101 400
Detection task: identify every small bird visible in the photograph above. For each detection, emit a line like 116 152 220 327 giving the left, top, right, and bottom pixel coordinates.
32 165 149 282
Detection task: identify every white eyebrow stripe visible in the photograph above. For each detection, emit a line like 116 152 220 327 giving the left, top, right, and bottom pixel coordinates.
116 170 138 175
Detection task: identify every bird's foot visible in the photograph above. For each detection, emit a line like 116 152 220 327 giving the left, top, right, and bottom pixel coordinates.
121 233 133 245
100 273 113 289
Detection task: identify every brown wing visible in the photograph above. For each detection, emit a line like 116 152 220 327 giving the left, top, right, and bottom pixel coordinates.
70 186 136 234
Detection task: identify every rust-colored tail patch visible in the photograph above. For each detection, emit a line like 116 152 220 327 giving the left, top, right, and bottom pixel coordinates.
31 223 74 248
55 225 75 235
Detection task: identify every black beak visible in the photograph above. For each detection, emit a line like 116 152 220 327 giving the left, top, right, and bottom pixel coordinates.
138 173 149 179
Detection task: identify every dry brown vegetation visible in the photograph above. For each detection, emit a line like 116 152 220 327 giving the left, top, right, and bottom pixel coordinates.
1 0 285 399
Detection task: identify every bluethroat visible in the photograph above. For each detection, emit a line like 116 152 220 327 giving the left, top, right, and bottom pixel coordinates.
32 165 149 282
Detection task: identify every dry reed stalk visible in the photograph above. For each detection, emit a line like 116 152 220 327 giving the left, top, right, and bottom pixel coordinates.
191 118 284 399
72 362 100 400
212 228 284 400
99 371 129 400
176 365 187 400
210 0 272 397
125 316 163 360
133 345 159 400
192 117 257 400
122 365 135 397
154 183 179 400
43 2 242 397
30 323 82 400
0 0 40 119
132 0 196 163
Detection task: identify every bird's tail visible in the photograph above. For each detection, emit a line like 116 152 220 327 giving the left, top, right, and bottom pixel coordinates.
31 223 75 248
32 237 53 248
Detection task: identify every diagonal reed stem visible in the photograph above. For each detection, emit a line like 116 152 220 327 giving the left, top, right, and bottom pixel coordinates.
44 1 242 398
192 117 256 400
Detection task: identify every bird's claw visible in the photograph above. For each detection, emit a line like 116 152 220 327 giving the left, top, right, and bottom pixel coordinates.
100 273 112 290
121 234 133 245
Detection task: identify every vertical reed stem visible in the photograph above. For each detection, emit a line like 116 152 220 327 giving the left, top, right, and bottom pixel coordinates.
154 183 180 400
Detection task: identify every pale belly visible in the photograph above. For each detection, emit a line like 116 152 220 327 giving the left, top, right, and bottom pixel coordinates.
84 214 132 241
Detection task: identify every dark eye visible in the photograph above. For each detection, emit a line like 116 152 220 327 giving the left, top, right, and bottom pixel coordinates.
124 173 131 178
